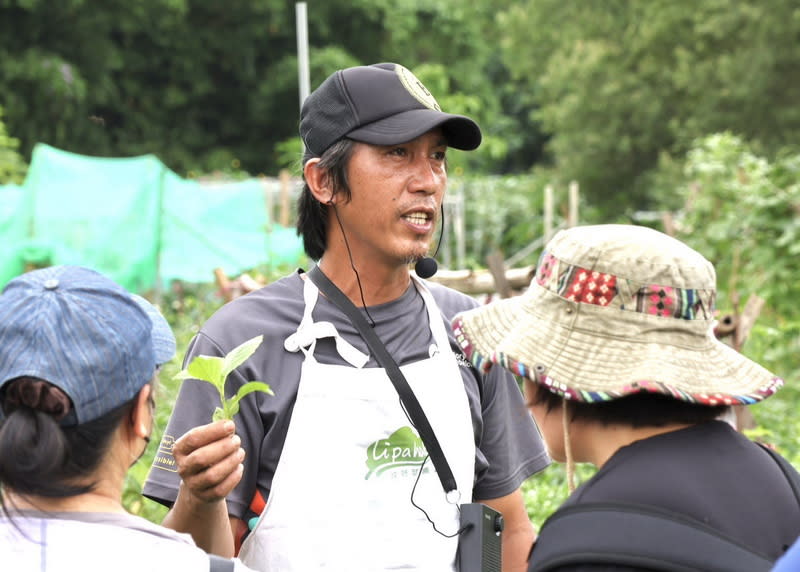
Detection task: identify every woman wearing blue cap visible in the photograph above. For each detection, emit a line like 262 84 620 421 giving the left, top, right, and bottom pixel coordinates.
0 265 255 572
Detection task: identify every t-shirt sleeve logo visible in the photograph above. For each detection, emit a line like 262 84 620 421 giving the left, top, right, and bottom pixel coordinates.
151 433 178 472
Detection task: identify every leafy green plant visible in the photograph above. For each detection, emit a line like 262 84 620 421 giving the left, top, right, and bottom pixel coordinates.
174 334 273 422
0 105 27 184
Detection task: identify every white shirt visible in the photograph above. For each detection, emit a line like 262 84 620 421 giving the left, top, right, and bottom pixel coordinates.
1 511 255 572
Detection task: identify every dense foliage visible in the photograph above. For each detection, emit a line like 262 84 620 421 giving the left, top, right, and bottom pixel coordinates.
0 106 26 184
4 1 798 211
0 0 543 177
499 0 800 210
660 133 800 377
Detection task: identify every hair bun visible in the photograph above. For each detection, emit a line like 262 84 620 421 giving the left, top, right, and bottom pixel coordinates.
4 378 72 421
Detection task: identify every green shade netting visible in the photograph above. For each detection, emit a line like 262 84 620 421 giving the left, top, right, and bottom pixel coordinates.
0 144 304 292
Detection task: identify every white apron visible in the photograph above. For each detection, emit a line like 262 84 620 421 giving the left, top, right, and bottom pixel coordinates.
239 275 476 572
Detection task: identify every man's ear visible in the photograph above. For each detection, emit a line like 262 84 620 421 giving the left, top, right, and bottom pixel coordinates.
131 384 153 439
303 158 336 205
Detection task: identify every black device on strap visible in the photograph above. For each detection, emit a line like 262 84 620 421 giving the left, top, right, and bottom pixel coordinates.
308 265 457 494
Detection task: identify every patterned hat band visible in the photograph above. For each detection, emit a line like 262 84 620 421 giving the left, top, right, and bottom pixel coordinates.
535 252 717 321
494 352 777 406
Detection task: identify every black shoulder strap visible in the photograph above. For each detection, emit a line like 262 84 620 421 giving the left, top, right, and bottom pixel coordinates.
528 502 774 572
208 554 235 572
307 265 458 494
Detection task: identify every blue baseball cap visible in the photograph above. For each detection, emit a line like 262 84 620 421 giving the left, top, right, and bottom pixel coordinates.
131 294 176 366
0 266 173 425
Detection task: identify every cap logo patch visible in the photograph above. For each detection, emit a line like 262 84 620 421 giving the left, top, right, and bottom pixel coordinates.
396 65 441 111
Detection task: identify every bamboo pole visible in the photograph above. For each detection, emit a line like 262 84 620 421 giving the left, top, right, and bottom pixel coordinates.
568 181 579 227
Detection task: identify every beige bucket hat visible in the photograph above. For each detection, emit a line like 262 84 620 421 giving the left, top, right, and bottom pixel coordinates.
452 224 782 405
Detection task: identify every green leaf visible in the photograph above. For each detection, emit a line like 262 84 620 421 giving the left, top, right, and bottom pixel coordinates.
227 382 273 418
177 336 270 423
221 335 264 380
182 355 225 387
235 381 274 399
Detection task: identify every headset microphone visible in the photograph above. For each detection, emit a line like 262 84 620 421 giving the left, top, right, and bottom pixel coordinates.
414 205 445 279
414 256 438 279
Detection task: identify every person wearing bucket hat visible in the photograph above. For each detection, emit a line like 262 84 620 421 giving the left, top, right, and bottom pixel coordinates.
0 265 255 572
452 224 800 570
144 63 548 571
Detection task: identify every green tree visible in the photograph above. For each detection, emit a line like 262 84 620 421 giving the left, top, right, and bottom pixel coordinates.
0 0 541 177
0 105 26 184
673 133 800 321
499 0 800 211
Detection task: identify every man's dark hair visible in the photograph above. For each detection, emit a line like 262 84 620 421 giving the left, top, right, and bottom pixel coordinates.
297 139 356 260
528 382 728 428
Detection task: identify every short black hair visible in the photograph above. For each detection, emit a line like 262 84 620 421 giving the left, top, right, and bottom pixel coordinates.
528 381 728 428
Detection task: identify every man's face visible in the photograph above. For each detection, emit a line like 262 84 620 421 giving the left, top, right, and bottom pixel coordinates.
336 128 448 270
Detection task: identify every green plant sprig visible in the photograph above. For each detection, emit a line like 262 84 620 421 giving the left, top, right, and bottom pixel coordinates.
174 334 273 422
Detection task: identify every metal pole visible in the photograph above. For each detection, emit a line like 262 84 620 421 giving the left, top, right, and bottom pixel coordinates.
296 3 310 108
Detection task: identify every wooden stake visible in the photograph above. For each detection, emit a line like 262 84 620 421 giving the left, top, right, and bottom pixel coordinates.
486 250 512 299
568 181 579 227
279 169 291 227
544 184 554 243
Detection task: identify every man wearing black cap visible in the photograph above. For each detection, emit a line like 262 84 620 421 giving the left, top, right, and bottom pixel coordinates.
144 63 549 572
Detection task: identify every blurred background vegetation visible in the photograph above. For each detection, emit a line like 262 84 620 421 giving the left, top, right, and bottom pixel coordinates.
2 0 800 529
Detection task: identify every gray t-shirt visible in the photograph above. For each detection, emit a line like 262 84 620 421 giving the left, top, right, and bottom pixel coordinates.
144 270 549 522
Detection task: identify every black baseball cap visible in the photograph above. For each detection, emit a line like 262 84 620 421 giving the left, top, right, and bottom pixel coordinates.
300 62 482 158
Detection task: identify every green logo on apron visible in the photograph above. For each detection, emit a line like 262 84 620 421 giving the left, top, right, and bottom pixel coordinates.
365 426 428 479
